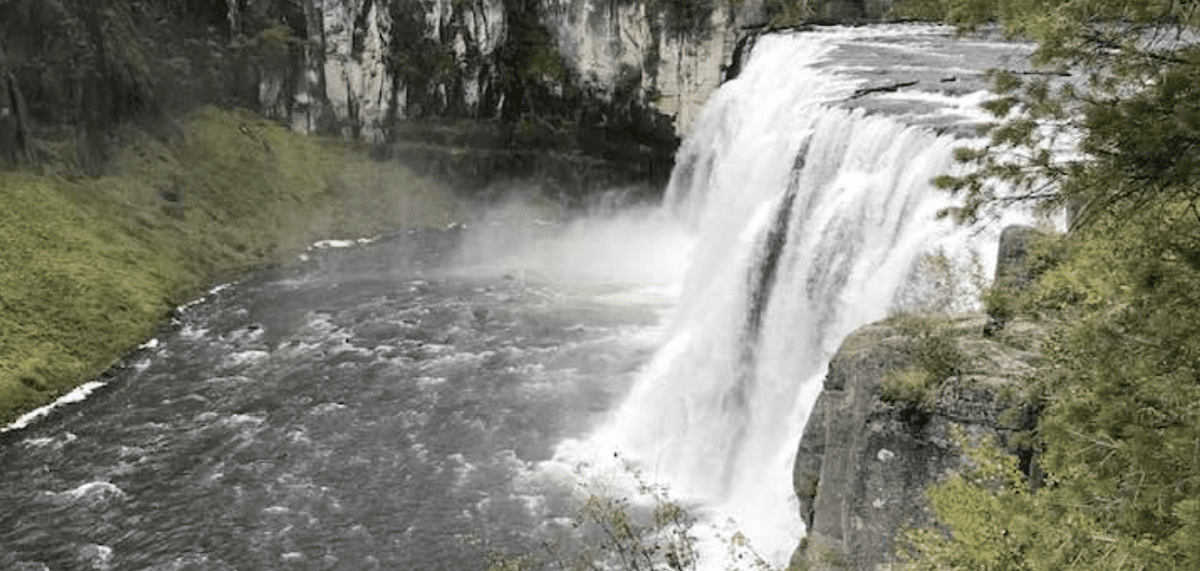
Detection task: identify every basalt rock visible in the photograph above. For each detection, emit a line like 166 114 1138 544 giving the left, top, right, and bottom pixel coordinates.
0 0 932 193
994 225 1047 293
792 314 1043 571
259 0 770 196
0 0 763 192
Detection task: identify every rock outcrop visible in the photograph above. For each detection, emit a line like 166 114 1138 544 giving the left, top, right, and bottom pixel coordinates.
270 0 767 141
251 0 772 195
0 0 932 196
0 50 32 166
993 225 1047 292
0 0 770 194
792 314 1043 570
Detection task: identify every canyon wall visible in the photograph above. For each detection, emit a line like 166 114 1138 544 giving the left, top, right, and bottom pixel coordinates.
249 0 771 195
0 0 927 195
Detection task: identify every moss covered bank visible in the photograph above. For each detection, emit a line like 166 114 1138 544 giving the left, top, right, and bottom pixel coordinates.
0 107 460 426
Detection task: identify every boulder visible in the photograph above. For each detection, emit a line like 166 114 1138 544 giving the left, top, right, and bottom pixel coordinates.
993 225 1046 292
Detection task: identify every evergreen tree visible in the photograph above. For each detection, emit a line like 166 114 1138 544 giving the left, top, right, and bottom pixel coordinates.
906 1 1200 569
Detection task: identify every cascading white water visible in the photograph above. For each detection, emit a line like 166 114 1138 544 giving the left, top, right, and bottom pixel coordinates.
550 27 1018 568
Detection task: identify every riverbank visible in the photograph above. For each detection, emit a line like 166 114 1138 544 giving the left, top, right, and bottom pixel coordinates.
0 106 460 426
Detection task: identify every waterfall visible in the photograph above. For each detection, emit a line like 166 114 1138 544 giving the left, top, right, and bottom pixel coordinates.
552 27 1011 567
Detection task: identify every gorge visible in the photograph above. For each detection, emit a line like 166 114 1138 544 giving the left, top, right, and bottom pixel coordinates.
1 3 1045 571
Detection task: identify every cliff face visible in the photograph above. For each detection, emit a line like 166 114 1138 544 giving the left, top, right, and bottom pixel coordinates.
254 0 770 195
1 0 938 196
0 0 770 195
269 0 764 141
792 226 1052 570
792 314 1043 570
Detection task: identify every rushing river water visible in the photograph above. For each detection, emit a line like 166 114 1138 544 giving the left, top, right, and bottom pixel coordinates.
0 213 690 571
2 24 1030 571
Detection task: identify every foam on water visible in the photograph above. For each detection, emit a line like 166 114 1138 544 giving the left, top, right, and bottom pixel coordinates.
3 381 110 433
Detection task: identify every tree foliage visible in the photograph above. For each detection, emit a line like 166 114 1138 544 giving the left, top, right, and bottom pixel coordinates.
935 0 1200 231
488 466 701 571
904 1 1200 570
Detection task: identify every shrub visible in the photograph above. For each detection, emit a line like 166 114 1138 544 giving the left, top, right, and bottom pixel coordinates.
879 315 969 417
892 315 968 381
880 367 938 413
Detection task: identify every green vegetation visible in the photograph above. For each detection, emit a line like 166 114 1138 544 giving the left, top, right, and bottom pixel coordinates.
899 1 1200 569
0 107 459 426
762 0 818 27
652 0 718 34
487 467 701 571
879 319 967 420
757 0 945 26
798 473 820 504
879 366 941 414
887 0 953 21
879 314 970 415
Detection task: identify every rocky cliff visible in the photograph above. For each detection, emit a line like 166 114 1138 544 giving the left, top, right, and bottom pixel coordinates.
0 0 770 195
272 0 760 141
792 314 1043 569
792 227 1050 570
1 0 934 198
236 0 780 197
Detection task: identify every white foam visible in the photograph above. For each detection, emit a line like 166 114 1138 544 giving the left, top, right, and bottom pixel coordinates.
309 236 378 250
58 481 127 505
219 350 270 370
3 381 109 433
178 282 235 312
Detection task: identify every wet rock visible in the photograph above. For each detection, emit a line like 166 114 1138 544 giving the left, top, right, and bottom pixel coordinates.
0 54 33 164
994 224 1048 293
985 224 1054 335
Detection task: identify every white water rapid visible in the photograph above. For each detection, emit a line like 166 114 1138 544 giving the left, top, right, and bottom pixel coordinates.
551 26 1021 568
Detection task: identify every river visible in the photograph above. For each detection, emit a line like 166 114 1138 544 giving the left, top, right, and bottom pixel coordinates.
1 25 1028 571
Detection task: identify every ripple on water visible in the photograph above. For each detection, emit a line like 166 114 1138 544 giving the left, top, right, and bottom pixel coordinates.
76 544 114 571
21 431 78 450
218 350 270 371
132 553 237 571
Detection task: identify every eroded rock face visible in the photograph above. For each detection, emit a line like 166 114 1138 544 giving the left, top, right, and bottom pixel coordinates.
793 315 1042 570
993 225 1051 291
1 0 751 185
0 58 32 165
541 0 765 134
244 0 770 192
266 0 514 142
0 0 932 189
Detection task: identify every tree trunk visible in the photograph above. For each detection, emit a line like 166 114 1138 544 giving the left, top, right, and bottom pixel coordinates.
0 47 32 165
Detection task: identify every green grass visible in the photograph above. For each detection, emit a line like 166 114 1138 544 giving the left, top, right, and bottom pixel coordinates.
0 106 460 425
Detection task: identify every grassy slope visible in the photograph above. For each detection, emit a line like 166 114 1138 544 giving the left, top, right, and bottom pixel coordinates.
0 107 460 425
